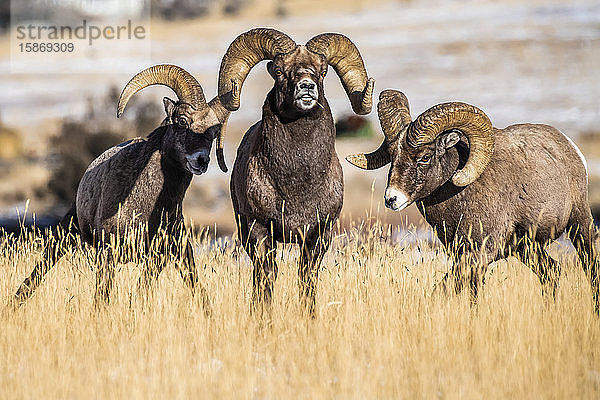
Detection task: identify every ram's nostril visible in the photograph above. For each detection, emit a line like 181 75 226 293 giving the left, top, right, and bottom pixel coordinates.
385 196 397 208
197 154 210 166
299 81 315 91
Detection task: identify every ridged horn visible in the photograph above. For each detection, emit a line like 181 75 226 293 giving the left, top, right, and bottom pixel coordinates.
378 90 411 142
208 96 231 172
346 90 411 170
217 28 297 112
306 33 374 115
117 64 206 117
408 102 494 186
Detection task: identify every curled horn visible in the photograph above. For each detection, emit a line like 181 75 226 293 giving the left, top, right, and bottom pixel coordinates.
214 28 296 172
117 64 206 117
306 33 375 115
346 90 411 170
217 28 297 112
408 102 494 186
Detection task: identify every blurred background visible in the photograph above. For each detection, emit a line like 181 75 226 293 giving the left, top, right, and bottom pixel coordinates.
0 0 599 236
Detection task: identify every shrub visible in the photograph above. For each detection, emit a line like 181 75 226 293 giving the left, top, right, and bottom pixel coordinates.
335 115 375 138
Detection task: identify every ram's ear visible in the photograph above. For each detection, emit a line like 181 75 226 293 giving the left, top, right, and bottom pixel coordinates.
438 130 461 151
163 97 177 117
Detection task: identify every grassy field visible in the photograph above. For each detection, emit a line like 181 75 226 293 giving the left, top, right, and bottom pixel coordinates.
1 1 598 397
0 217 599 399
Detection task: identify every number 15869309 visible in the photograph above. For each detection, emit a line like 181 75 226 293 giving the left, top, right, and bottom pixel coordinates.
19 43 74 52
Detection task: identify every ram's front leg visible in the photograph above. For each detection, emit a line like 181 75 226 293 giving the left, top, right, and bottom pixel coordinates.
244 221 278 319
251 242 278 317
445 240 492 305
298 227 332 318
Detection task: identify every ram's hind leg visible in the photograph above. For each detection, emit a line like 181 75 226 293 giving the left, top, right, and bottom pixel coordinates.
534 243 561 301
14 203 80 306
93 247 115 309
513 236 561 302
568 209 599 314
135 250 166 307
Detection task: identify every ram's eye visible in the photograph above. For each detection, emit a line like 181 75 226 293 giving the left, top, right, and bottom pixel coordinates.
177 117 189 128
275 69 283 77
418 154 432 164
321 71 327 77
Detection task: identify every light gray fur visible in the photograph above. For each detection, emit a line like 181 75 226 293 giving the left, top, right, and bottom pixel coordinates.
383 116 599 312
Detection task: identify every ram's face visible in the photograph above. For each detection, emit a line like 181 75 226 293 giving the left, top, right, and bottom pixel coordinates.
163 98 219 175
384 131 461 211
268 46 328 114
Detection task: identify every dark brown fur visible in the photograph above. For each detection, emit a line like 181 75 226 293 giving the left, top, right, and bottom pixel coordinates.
14 99 216 314
231 47 343 316
386 122 599 311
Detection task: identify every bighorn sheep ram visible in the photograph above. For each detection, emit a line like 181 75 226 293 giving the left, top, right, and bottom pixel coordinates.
14 64 230 313
216 28 374 315
347 90 599 312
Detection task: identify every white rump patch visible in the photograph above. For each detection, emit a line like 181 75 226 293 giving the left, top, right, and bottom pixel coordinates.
560 130 588 183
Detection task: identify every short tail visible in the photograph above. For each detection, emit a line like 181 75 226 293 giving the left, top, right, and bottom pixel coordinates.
56 202 80 236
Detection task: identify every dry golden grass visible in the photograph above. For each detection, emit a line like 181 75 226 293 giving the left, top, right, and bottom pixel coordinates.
1 217 599 399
